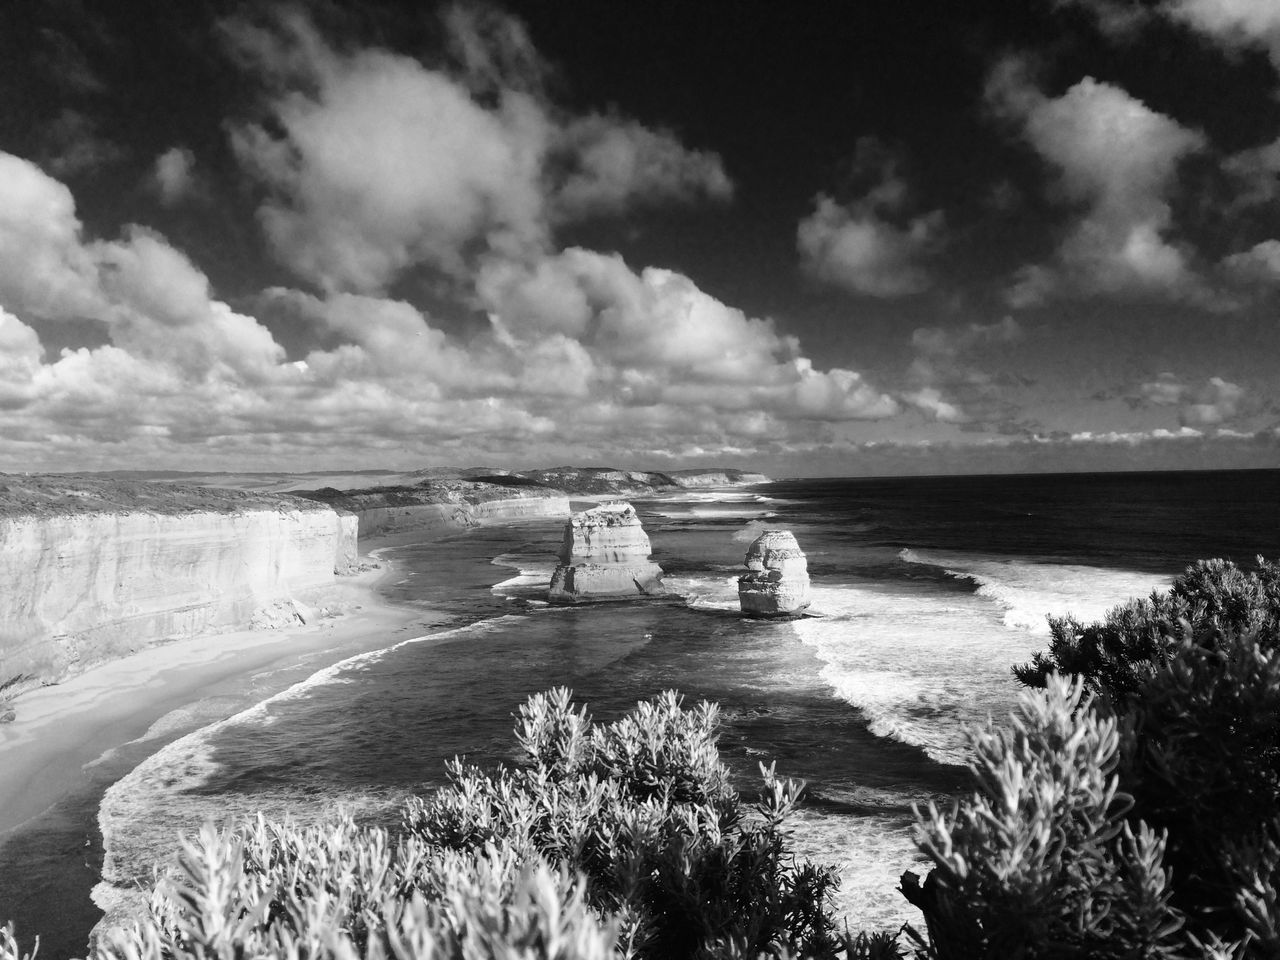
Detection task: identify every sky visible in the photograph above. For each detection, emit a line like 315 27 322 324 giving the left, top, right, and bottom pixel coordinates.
1 0 1279 477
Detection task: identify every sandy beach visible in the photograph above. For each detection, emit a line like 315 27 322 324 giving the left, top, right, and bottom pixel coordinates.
0 545 434 841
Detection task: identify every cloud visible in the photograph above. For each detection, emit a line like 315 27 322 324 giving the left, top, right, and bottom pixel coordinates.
987 57 1209 306
797 137 943 298
1050 0 1155 36
1136 372 1247 425
0 151 105 320
0 148 902 471
903 316 1026 426
39 108 126 178
477 247 900 420
552 115 733 220
224 5 732 293
151 147 200 206
0 150 284 383
1166 0 1280 66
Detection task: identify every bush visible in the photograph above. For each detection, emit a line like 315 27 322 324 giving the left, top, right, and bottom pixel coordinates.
903 560 1280 958
1014 558 1280 698
901 676 1186 959
5 688 891 960
404 688 840 959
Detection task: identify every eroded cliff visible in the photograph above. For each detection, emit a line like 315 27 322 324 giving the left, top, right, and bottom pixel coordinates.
299 479 570 538
0 477 357 699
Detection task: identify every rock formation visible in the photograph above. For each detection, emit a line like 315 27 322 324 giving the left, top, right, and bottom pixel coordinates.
738 530 811 617
0 478 359 698
548 501 666 602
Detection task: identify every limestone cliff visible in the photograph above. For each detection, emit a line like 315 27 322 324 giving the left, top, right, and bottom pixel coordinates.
300 481 570 539
0 477 357 699
738 529 811 617
548 501 666 603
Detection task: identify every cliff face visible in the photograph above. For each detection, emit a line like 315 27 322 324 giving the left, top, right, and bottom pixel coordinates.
0 496 357 698
319 491 569 539
548 502 666 603
738 530 811 617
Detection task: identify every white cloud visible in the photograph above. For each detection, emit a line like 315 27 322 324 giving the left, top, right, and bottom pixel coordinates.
225 6 732 293
477 247 899 421
797 138 943 298
553 115 733 219
987 58 1207 305
1166 0 1280 66
904 317 1025 426
1137 372 1246 425
0 149 902 471
0 152 103 320
903 386 968 424
151 147 199 206
1223 239 1280 282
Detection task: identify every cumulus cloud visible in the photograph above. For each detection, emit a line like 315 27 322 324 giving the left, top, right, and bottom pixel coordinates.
903 316 1026 427
987 57 1208 306
552 115 733 219
797 138 943 298
1136 372 1247 425
151 147 200 206
39 108 126 178
224 5 732 293
1166 0 1280 66
477 247 899 420
1223 239 1280 283
0 145 900 471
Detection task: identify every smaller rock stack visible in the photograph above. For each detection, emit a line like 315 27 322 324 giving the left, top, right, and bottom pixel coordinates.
737 530 811 617
548 501 666 603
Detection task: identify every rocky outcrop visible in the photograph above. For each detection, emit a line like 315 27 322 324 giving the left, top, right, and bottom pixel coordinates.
737 530 811 617
0 478 358 698
548 502 666 603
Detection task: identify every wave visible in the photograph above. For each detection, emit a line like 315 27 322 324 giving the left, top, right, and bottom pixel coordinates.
795 580 1056 765
490 552 557 597
898 547 1170 633
663 573 741 611
95 614 530 906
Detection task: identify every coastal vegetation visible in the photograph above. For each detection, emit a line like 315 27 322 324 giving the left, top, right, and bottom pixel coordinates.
3 558 1278 958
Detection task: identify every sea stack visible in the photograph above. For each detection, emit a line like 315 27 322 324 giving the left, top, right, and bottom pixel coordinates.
737 529 811 617
548 501 666 603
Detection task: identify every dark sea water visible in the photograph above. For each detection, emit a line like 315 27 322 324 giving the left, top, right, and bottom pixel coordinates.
23 470 1280 951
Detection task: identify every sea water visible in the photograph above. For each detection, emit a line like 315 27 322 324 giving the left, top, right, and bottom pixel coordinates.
17 470 1280 951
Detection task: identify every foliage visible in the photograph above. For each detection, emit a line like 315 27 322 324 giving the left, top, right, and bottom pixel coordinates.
902 676 1187 959
906 559 1280 958
404 688 840 959
1 688 879 960
1014 558 1280 698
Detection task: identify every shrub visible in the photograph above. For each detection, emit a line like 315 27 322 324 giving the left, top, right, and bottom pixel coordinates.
1014 558 1280 698
905 560 1280 958
404 688 840 959
901 676 1186 959
5 688 866 960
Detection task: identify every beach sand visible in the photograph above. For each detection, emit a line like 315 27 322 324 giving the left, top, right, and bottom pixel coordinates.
0 543 450 956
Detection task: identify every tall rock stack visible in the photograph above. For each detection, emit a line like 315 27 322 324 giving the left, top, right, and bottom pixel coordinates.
548 501 666 603
738 530 811 617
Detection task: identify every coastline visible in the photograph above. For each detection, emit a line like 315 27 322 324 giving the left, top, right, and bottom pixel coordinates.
0 543 430 841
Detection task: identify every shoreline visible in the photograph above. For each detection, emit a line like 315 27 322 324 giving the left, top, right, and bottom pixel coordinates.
0 541 430 842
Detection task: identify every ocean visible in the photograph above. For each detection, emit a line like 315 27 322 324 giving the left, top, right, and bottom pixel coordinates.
7 469 1280 955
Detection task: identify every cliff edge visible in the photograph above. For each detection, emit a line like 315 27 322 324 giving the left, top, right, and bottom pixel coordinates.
0 476 357 702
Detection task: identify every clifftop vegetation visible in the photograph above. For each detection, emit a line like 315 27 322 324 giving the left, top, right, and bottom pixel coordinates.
0 475 331 519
